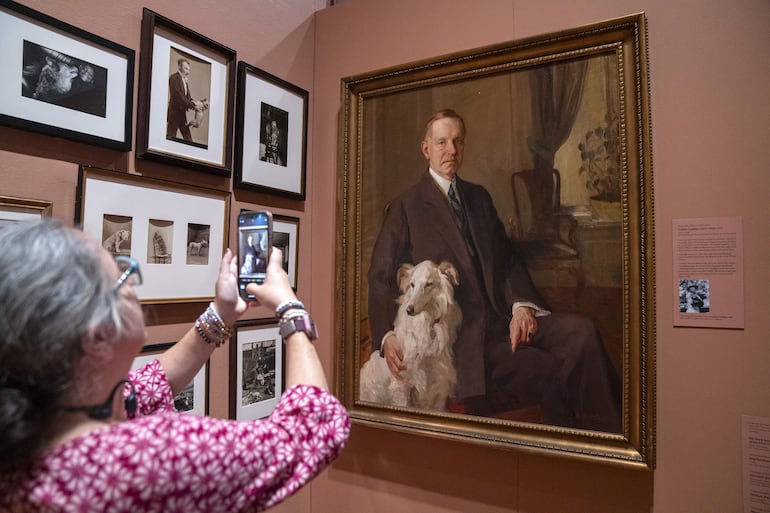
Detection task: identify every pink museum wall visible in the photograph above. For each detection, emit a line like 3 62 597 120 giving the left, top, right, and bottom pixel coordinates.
311 1 770 512
0 0 768 512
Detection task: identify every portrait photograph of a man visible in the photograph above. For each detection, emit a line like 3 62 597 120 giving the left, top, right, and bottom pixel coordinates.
166 47 211 148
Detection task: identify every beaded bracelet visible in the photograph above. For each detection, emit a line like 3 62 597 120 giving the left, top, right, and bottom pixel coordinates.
279 308 309 326
195 302 233 347
275 300 305 319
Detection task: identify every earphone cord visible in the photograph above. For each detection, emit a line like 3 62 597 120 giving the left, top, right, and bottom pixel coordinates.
64 379 137 420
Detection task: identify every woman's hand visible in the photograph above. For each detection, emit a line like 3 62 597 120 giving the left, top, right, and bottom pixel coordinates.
213 249 249 325
245 248 297 313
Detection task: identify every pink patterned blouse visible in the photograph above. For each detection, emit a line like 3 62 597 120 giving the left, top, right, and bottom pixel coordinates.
1 359 350 513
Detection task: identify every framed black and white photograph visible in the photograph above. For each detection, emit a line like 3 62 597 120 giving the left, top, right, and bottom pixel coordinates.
0 195 52 228
0 1 134 150
234 62 308 199
230 319 284 421
132 342 208 416
136 8 236 176
76 166 231 304
273 213 299 290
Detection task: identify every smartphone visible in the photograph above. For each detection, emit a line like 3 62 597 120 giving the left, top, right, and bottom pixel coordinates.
237 210 273 300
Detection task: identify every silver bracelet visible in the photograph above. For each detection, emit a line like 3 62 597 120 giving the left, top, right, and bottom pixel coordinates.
275 300 305 318
279 308 309 326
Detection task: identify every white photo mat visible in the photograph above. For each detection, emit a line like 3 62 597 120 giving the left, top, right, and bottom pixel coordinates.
136 9 235 175
235 62 308 198
230 321 284 421
0 2 132 149
131 343 208 416
146 33 229 167
78 166 230 303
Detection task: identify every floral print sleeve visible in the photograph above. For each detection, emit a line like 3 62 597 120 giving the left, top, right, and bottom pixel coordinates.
127 358 175 415
4 382 350 513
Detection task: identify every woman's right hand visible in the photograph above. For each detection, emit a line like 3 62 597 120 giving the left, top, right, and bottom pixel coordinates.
245 248 297 313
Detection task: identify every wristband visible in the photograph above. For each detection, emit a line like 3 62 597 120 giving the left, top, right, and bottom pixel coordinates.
275 300 305 318
279 312 318 341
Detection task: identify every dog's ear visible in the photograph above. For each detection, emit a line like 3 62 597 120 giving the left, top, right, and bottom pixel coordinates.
438 261 460 287
396 263 414 291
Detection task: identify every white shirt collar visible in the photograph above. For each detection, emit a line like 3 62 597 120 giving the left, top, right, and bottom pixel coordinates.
428 168 455 196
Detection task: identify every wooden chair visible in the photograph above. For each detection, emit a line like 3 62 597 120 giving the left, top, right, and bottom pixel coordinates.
510 169 585 296
152 231 171 264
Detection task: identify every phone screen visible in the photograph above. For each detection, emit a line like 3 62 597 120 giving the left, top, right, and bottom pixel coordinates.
238 210 272 300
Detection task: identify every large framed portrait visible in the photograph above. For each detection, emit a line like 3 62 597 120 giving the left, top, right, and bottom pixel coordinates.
131 342 208 416
234 62 309 199
0 0 134 150
336 14 655 468
229 319 284 421
76 166 231 304
0 195 52 227
136 8 236 176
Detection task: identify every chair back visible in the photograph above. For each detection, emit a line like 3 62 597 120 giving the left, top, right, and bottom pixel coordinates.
510 169 561 241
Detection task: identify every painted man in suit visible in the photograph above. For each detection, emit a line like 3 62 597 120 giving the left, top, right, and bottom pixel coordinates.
166 58 197 141
367 109 621 432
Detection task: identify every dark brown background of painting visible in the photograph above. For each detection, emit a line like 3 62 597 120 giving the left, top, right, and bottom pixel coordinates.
359 55 623 374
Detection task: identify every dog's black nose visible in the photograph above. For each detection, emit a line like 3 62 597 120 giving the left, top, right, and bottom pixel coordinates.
406 305 415 316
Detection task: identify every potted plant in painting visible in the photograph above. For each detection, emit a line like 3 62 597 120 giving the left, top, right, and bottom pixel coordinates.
578 121 621 221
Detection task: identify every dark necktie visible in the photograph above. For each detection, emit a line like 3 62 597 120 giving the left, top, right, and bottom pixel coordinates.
448 183 475 257
448 183 465 227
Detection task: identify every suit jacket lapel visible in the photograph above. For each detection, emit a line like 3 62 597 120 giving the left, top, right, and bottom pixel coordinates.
417 172 476 273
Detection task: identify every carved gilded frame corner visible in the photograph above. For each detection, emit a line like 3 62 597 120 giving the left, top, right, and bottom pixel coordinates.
335 13 654 469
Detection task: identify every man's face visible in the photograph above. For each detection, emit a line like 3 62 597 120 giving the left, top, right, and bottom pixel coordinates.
421 117 465 180
179 61 191 78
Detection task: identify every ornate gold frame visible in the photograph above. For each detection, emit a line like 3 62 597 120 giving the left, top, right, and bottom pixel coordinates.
335 13 654 468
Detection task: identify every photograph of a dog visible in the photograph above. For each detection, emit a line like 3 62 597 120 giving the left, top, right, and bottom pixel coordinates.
186 223 210 265
101 214 132 257
359 260 461 411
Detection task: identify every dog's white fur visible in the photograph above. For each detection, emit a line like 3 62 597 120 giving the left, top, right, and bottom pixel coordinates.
188 239 208 256
102 229 129 253
359 260 461 410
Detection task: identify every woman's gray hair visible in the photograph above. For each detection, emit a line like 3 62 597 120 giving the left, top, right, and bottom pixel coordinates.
0 218 124 473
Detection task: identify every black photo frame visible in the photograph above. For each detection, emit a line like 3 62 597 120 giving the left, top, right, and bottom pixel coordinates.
136 8 236 176
0 0 134 150
234 62 309 199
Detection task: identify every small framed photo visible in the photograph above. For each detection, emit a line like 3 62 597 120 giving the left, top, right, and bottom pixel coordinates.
273 214 299 290
132 342 208 416
0 1 134 150
0 195 52 227
76 165 231 304
136 8 236 176
234 61 308 199
230 319 284 421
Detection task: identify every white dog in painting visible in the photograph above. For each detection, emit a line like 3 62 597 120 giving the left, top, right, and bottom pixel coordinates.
359 260 462 411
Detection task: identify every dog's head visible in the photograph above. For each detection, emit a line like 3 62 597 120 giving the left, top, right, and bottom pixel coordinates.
116 230 129 243
397 260 459 317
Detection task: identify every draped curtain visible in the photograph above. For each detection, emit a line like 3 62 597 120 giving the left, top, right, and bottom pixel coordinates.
526 60 588 170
